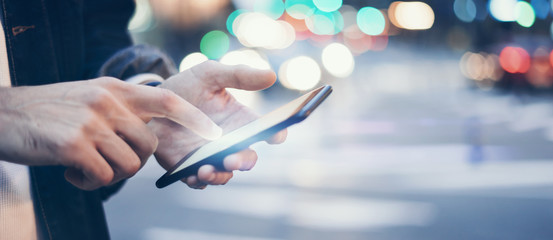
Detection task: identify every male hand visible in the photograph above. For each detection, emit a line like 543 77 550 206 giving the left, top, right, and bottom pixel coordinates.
0 77 221 190
150 61 287 189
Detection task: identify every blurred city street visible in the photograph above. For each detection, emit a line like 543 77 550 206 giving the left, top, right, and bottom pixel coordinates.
105 43 553 240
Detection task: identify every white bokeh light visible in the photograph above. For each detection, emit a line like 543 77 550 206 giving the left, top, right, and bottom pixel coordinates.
220 49 271 70
128 0 154 32
274 20 296 49
179 52 208 72
279 56 321 91
233 12 296 49
394 2 435 30
322 43 355 78
489 0 517 21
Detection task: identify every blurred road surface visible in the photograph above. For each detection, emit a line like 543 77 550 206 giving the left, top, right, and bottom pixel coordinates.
105 44 553 240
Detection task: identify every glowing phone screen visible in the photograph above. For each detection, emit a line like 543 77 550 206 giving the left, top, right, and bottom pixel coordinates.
169 88 321 175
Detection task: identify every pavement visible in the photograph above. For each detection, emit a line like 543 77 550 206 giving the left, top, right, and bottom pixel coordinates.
104 44 553 240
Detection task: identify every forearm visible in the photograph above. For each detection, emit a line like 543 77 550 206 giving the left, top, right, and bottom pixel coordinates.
0 96 30 163
0 86 32 108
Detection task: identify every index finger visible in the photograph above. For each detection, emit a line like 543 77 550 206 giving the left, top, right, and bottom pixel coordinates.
191 61 277 92
123 85 222 140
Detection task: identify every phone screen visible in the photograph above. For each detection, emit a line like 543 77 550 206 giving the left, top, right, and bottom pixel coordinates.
168 87 322 176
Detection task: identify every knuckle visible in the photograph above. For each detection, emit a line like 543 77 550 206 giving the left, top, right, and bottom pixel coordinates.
126 158 142 176
97 169 114 186
130 127 158 159
97 77 121 86
86 87 116 109
119 156 141 177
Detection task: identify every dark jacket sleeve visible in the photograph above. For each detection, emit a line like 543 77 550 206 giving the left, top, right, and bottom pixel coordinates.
98 44 178 79
83 0 135 78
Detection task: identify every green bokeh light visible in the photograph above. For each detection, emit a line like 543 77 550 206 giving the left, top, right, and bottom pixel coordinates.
254 0 285 19
285 0 316 19
515 1 536 28
313 0 342 12
226 9 247 36
200 30 229 60
306 10 343 35
332 11 344 34
357 7 386 36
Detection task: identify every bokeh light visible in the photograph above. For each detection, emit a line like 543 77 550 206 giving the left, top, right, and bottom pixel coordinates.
488 0 517 22
234 12 296 49
514 1 536 28
460 52 486 80
388 2 401 29
200 30 229 59
305 10 343 35
460 52 503 81
340 5 358 28
499 46 531 74
473 0 489 21
285 0 317 19
322 43 355 78
357 7 386 36
226 9 247 36
331 11 345 34
254 0 285 19
179 52 208 72
128 0 154 32
392 2 435 30
484 54 504 81
283 11 309 32
342 25 372 55
527 48 553 88
279 56 321 91
275 20 297 49
371 35 389 51
531 0 550 19
453 0 477 23
220 49 271 70
313 0 343 13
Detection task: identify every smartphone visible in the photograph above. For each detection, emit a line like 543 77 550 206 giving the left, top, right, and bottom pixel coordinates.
156 85 332 188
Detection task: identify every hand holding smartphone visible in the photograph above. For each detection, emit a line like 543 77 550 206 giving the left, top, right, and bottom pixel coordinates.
156 85 332 188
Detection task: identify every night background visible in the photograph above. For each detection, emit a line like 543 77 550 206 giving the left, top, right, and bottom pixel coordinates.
104 0 553 239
